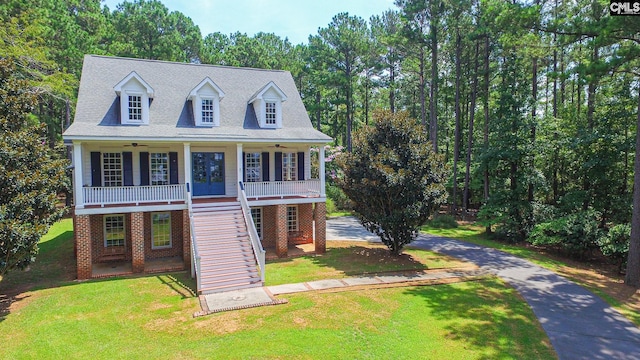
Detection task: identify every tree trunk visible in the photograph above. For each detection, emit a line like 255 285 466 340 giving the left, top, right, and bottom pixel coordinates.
483 35 491 234
420 46 427 129
530 52 538 203
452 32 462 216
625 84 640 287
429 21 438 152
464 40 480 213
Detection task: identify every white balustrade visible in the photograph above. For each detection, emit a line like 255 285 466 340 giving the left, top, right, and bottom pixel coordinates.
244 179 321 199
82 184 185 206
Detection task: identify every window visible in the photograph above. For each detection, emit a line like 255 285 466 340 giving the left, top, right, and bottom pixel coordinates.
150 153 169 185
104 215 125 247
251 207 262 239
128 94 143 122
287 206 298 232
114 72 153 125
201 98 214 124
282 152 297 181
245 153 262 182
152 212 172 249
102 153 122 187
265 101 277 125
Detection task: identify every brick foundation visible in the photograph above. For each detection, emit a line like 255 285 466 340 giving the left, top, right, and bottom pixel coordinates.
131 212 145 273
75 214 92 280
314 202 326 254
295 203 314 245
182 209 191 269
275 204 288 257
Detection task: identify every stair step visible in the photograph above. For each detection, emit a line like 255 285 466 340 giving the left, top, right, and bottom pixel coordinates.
201 267 258 279
201 280 262 295
200 260 257 271
195 234 250 242
194 225 246 232
200 273 260 287
193 209 242 216
199 249 253 258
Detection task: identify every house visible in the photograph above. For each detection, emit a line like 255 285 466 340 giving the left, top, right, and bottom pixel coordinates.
63 55 332 294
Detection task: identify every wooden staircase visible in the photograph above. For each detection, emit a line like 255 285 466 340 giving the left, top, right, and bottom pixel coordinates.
191 201 262 294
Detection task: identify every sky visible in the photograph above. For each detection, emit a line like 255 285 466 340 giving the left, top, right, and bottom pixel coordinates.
102 0 396 45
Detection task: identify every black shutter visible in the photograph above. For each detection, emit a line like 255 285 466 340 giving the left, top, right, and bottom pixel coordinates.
275 152 282 181
242 152 246 182
140 152 149 186
261 152 270 181
297 152 305 181
90 152 101 187
123 152 133 186
169 152 179 184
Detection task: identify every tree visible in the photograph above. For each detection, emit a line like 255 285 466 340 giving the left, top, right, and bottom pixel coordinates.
0 58 69 275
337 110 449 255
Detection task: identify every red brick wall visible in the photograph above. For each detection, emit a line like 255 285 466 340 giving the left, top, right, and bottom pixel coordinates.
75 214 92 280
182 210 191 268
261 205 277 248
314 202 326 253
91 214 133 262
131 212 144 273
275 204 288 257
295 203 314 245
142 211 184 260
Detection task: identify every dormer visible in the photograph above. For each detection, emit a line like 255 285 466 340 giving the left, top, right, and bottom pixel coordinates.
188 77 225 127
114 71 154 125
248 81 287 129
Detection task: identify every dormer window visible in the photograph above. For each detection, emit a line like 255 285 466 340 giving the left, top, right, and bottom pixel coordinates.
248 81 287 129
113 71 154 125
265 102 277 125
188 77 225 127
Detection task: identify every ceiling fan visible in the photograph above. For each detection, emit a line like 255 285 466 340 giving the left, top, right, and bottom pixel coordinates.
267 143 289 149
123 143 149 147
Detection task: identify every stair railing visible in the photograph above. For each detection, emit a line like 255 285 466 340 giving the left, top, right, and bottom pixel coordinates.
238 181 266 283
187 183 201 293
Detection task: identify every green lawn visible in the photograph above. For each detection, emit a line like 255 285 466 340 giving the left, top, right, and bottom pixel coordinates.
0 220 557 359
266 242 471 285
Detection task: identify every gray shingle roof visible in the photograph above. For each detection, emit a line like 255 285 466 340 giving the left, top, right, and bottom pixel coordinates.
64 55 332 144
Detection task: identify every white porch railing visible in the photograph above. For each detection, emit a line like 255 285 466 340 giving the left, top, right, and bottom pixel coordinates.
83 184 186 206
244 179 321 199
238 181 266 283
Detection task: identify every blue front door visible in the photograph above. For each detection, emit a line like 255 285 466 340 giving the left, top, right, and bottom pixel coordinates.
192 152 225 196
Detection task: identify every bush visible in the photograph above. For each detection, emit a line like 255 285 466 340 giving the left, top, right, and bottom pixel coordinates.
528 210 601 259
325 198 337 216
598 223 630 273
326 184 352 211
427 214 458 229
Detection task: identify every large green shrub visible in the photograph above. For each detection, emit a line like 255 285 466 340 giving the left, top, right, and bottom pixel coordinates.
528 210 602 259
598 223 630 273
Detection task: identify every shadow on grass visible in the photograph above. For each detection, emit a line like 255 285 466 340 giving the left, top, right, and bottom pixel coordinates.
157 273 197 299
403 278 555 360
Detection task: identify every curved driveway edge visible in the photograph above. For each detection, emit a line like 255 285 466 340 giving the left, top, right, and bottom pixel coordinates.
413 234 640 360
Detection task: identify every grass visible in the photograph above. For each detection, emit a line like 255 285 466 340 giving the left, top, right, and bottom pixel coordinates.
266 241 471 286
421 222 640 328
0 220 557 359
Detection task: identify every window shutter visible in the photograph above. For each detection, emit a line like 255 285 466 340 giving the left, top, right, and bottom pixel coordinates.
275 152 282 181
297 152 305 181
261 152 270 181
123 152 133 186
90 152 101 187
242 152 246 182
140 152 149 186
169 152 179 184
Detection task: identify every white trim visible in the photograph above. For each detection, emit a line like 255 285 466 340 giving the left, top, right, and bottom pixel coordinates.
73 142 84 208
188 77 224 127
63 136 332 144
247 197 326 207
151 212 172 249
319 145 326 197
287 205 298 232
113 71 154 97
74 204 187 216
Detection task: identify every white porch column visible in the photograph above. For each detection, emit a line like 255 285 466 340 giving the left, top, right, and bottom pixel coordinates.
319 144 326 197
72 141 84 208
183 143 192 205
237 143 243 199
